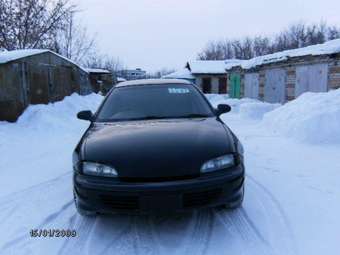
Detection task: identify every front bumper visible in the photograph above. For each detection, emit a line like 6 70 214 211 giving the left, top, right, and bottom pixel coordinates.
74 164 245 214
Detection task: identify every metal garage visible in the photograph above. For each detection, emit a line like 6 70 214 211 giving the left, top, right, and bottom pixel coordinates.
244 73 259 99
295 63 328 97
264 68 286 103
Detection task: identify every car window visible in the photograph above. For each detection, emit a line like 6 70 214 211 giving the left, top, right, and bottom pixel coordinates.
96 84 214 121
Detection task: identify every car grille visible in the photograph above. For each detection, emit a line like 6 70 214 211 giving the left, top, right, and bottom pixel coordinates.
183 188 222 208
99 194 139 210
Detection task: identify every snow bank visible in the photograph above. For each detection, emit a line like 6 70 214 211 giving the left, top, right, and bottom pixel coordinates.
207 94 279 119
263 89 340 144
205 94 230 107
239 102 280 120
1 93 103 132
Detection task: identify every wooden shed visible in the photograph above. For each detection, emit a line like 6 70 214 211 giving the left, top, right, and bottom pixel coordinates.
0 49 92 122
186 60 230 94
85 68 114 95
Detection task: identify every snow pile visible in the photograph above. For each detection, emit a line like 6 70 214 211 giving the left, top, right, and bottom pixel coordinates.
7 93 103 132
207 94 278 119
239 102 280 120
263 89 340 144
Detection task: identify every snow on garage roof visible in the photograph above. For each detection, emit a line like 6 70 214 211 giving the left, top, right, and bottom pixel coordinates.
161 68 195 79
0 49 88 72
85 68 111 74
116 79 191 87
0 49 49 64
117 77 127 82
229 38 340 70
187 60 227 74
187 59 244 74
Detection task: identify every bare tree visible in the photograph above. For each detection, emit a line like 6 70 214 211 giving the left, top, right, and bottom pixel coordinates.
197 21 340 61
84 53 124 73
54 11 96 64
0 0 75 50
328 26 340 40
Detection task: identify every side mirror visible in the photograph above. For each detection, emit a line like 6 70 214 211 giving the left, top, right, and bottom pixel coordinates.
77 110 94 121
216 104 231 116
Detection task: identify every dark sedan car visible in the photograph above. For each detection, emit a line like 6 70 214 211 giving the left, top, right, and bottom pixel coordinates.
73 79 245 215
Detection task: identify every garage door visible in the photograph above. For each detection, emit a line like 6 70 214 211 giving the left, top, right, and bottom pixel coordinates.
264 68 286 103
244 73 259 99
295 64 328 97
229 73 241 98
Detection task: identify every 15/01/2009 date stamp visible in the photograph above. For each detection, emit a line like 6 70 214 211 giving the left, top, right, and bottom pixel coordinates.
30 229 77 238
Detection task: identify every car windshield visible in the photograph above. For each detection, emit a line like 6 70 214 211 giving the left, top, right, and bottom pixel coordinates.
96 84 215 122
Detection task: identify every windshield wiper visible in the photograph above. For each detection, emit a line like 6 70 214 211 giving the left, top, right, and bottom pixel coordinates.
100 114 211 122
175 113 211 118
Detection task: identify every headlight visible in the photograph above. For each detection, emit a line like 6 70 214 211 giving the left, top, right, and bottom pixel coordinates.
237 140 244 155
200 154 235 173
82 162 118 177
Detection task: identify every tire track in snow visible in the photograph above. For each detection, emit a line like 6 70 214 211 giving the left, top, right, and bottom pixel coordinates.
95 216 134 255
58 215 97 255
213 207 272 254
247 175 299 255
0 200 74 252
60 214 136 255
239 207 271 246
184 210 214 255
0 172 71 208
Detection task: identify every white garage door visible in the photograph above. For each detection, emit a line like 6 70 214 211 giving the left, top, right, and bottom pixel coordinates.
295 64 328 97
264 68 286 103
244 73 259 99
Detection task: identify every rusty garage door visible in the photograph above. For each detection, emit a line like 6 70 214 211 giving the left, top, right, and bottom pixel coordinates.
28 64 49 104
244 73 259 99
295 64 328 97
264 68 286 103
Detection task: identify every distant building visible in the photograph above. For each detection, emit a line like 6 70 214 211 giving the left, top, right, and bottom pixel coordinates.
0 49 92 122
161 68 195 83
116 77 127 83
85 68 113 94
116 68 146 81
163 60 241 94
186 60 242 94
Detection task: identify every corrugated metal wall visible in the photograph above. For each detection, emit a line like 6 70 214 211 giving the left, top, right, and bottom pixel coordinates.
295 63 328 97
244 73 259 99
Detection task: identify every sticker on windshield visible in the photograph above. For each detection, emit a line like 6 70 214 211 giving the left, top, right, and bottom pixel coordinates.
168 88 190 94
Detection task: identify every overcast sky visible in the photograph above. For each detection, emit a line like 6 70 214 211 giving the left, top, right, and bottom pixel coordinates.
76 0 340 72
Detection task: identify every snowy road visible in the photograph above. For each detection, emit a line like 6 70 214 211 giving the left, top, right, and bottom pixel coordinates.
1 93 339 255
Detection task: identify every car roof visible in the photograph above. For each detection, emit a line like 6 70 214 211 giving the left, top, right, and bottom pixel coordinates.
115 78 192 88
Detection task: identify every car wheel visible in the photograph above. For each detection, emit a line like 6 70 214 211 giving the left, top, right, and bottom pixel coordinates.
73 190 96 217
224 184 244 210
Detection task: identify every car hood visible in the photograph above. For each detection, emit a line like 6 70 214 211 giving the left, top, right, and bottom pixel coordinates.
82 118 235 179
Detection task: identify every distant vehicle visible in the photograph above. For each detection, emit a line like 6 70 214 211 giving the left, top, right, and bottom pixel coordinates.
73 79 245 215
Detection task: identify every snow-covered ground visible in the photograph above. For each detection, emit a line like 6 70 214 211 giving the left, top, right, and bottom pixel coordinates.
1 91 340 255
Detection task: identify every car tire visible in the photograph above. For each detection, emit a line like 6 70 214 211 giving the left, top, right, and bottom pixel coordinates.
223 184 244 210
73 190 96 217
